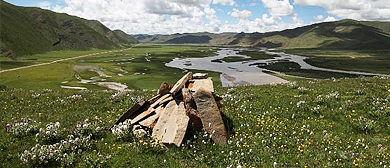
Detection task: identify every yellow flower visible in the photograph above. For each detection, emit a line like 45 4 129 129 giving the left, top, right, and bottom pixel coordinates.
117 146 122 149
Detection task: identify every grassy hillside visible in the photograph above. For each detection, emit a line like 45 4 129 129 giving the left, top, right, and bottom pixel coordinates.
1 77 389 167
0 1 137 58
226 19 390 49
165 35 212 44
113 30 138 44
133 32 236 44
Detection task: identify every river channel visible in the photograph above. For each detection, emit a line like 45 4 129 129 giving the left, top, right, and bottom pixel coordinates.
166 48 387 87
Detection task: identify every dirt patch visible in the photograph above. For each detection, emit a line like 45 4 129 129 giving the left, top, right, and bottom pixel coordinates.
73 65 111 78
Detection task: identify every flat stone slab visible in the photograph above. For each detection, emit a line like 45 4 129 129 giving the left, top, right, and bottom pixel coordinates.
131 108 155 125
161 102 189 147
193 88 227 145
150 94 171 108
110 100 148 129
152 101 177 140
140 105 164 128
152 101 189 147
170 72 193 95
190 77 214 93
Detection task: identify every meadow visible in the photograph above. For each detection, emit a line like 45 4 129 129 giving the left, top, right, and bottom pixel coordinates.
283 49 390 75
1 44 389 167
1 77 389 167
0 44 222 90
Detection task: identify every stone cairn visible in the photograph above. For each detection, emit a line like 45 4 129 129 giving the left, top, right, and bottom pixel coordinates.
111 72 227 147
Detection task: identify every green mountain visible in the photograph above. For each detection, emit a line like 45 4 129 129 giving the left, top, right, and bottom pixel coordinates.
0 1 137 58
226 19 390 49
113 30 138 44
134 19 390 49
133 32 236 45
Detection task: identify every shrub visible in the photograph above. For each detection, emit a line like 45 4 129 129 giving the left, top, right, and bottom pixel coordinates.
111 119 133 140
20 134 93 167
36 121 64 143
73 118 104 139
7 118 40 137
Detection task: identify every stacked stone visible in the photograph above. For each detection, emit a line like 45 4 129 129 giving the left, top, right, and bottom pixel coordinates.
111 72 227 147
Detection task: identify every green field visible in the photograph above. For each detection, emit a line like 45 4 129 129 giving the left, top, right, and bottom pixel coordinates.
1 76 389 167
283 49 390 75
1 44 390 167
0 44 222 90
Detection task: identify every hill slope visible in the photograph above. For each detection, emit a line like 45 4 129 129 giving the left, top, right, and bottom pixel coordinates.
133 20 390 49
226 19 390 49
1 77 389 167
0 1 137 57
133 32 236 44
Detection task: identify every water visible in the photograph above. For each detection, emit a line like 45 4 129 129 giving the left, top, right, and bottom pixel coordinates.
166 48 288 87
166 48 388 87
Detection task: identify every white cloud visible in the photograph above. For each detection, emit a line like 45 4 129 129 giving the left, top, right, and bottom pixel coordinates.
323 16 337 22
37 1 51 9
212 0 235 6
228 8 252 19
294 0 390 21
261 0 295 18
313 15 323 21
261 14 276 25
49 0 305 34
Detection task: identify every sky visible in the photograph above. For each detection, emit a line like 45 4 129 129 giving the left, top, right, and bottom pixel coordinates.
5 0 390 35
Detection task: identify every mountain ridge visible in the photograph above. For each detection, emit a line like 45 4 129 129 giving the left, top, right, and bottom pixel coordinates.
133 19 390 50
0 1 138 58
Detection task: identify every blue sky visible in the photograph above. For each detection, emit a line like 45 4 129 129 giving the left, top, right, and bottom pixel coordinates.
4 0 388 34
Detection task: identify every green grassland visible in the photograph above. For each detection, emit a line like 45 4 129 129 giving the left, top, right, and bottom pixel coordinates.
1 77 389 167
263 61 364 79
0 44 222 90
283 49 390 75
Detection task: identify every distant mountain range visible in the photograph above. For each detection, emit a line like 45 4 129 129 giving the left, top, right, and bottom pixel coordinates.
2 0 390 58
0 1 138 58
134 19 390 50
133 32 236 45
226 19 390 49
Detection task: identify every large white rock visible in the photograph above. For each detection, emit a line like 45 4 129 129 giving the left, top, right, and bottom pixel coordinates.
170 72 193 95
152 101 189 147
152 101 177 140
190 77 214 93
193 88 227 145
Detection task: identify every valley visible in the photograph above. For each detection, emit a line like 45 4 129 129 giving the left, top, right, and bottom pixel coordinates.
1 1 390 167
1 44 389 91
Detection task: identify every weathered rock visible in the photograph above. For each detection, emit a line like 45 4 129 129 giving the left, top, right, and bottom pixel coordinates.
139 105 164 128
161 102 189 147
131 108 155 125
193 88 227 145
182 88 202 131
190 77 214 93
110 101 149 129
159 95 173 106
157 82 173 96
152 101 189 147
152 101 177 140
170 72 193 95
133 125 147 138
148 95 161 104
150 94 171 108
192 73 208 79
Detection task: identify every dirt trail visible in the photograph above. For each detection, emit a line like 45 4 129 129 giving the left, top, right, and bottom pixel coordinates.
0 44 139 74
